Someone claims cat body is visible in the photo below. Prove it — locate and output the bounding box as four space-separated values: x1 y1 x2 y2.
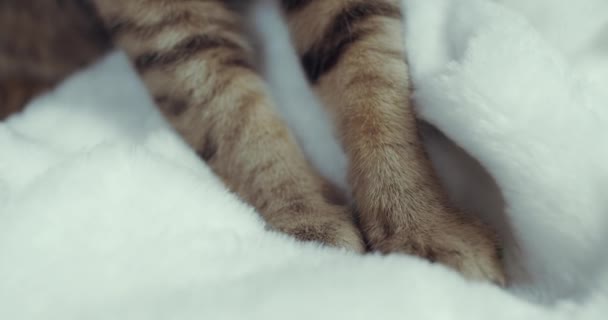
0 0 505 284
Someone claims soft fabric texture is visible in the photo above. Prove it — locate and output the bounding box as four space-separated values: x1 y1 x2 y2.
1 0 607 318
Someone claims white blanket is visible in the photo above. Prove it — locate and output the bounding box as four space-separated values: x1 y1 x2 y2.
1 0 607 318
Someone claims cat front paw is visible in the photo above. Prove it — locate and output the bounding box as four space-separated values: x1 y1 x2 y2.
267 203 366 253
362 207 506 285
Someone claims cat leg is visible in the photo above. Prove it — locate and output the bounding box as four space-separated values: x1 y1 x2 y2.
91 0 364 251
283 0 505 283
0 78 52 120
0 0 110 120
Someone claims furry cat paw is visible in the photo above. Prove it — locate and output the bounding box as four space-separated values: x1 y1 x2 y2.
362 207 506 285
267 204 366 253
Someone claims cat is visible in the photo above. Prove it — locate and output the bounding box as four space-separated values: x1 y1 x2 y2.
0 0 505 284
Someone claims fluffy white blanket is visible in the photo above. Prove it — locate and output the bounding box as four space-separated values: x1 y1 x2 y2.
1 0 607 318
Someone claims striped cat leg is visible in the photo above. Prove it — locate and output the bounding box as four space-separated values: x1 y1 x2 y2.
91 0 364 251
283 0 505 283
0 0 111 120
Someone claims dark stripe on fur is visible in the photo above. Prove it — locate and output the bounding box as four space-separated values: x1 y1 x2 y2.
197 135 218 162
220 55 255 71
134 34 242 71
154 95 188 117
300 1 402 82
281 0 314 12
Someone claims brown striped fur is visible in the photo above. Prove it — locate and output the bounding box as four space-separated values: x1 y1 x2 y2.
0 0 505 284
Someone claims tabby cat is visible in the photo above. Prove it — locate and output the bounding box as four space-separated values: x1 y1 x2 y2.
0 0 505 284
